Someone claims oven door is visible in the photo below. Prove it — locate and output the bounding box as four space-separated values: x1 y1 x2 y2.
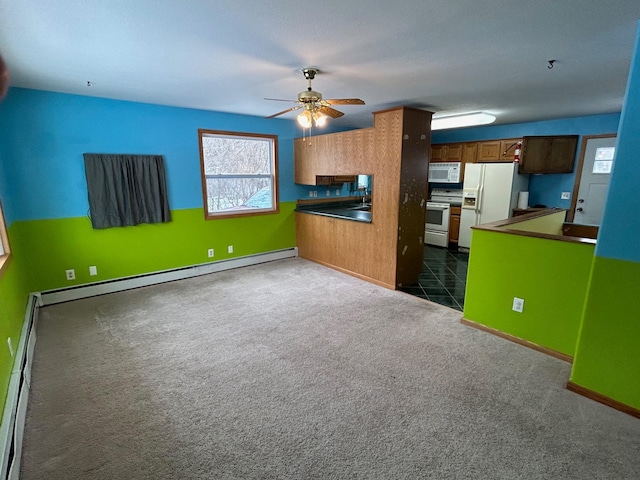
425 202 451 247
425 202 451 232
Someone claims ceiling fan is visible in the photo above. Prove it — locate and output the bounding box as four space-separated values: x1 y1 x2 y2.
265 68 365 128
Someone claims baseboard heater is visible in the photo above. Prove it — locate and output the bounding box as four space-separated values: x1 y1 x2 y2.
0 293 39 480
0 247 297 478
40 247 297 306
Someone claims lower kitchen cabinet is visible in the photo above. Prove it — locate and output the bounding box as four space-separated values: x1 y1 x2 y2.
449 206 461 244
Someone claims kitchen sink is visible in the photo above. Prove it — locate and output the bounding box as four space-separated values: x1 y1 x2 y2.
349 204 371 211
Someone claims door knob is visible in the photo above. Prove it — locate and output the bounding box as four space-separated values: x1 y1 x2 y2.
577 207 583 212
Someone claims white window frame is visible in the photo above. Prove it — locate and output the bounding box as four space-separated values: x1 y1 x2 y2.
198 129 279 219
0 199 11 278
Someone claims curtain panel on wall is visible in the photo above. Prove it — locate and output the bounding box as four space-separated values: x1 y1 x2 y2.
83 154 171 229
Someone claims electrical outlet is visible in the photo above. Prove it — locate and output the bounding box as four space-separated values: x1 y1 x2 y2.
228 245 233 254
7 338 13 357
308 191 313 198
512 297 524 313
561 191 571 200
326 190 330 196
65 269 75 280
89 265 97 276
208 248 214 258
312 191 317 197
336 189 340 195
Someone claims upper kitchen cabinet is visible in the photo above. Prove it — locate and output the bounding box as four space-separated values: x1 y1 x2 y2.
430 143 463 162
294 137 317 185
460 142 477 178
294 128 374 184
476 139 522 162
519 135 579 174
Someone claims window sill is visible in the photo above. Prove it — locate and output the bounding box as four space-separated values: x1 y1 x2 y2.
0 254 11 281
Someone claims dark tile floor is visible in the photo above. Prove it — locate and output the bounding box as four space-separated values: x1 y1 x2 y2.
400 244 470 311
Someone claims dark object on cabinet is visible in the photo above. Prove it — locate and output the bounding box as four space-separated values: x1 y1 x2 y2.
519 135 579 174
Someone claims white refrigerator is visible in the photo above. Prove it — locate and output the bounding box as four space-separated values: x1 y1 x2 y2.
458 163 529 249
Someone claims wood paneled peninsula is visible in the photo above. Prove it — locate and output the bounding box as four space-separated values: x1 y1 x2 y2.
295 106 433 289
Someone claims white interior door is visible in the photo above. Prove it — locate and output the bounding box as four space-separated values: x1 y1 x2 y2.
574 135 617 226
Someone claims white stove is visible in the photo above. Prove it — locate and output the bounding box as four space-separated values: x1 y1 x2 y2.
430 188 463 206
425 189 462 247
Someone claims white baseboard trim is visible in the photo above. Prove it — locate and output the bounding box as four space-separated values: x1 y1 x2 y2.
40 247 298 306
0 247 297 479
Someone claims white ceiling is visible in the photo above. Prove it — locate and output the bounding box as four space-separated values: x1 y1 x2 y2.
1 0 639 129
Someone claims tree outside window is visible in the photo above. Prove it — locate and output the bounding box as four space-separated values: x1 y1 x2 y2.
198 129 279 219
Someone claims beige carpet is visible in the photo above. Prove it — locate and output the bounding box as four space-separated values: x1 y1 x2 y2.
20 258 640 479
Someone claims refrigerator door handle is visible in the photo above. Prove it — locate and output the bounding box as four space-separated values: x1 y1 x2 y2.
476 185 483 213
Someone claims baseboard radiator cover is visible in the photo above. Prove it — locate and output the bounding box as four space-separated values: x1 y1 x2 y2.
0 293 40 480
40 247 298 306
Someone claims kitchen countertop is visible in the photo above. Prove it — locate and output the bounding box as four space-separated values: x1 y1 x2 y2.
295 200 372 223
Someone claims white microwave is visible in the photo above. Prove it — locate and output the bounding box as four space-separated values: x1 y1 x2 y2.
428 162 461 183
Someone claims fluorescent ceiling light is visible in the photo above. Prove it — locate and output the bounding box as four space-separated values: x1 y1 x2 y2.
431 112 496 130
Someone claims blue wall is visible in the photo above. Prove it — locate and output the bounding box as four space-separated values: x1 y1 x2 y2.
0 88 356 224
597 25 640 263
431 113 620 209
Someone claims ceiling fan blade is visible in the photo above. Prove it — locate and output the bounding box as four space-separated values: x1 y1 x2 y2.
264 97 298 102
265 105 302 119
324 98 365 105
317 105 344 118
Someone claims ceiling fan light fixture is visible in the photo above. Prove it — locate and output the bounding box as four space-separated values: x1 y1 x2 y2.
314 111 327 127
431 111 496 130
297 109 328 128
297 110 312 128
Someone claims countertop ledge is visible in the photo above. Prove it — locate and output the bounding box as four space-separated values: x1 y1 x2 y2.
471 208 597 245
296 199 372 223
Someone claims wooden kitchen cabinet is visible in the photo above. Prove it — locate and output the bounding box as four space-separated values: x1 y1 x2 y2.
449 206 461 244
476 138 522 162
460 142 477 179
294 128 373 184
294 137 318 185
430 143 463 162
519 135 579 174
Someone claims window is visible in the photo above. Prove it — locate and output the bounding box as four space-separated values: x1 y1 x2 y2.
198 129 279 219
0 199 11 277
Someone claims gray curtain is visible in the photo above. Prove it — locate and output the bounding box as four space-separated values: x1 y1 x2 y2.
83 154 171 229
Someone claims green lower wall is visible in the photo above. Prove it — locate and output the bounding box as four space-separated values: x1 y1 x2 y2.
0 232 31 412
12 203 296 291
570 256 640 410
463 229 595 356
0 202 296 416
